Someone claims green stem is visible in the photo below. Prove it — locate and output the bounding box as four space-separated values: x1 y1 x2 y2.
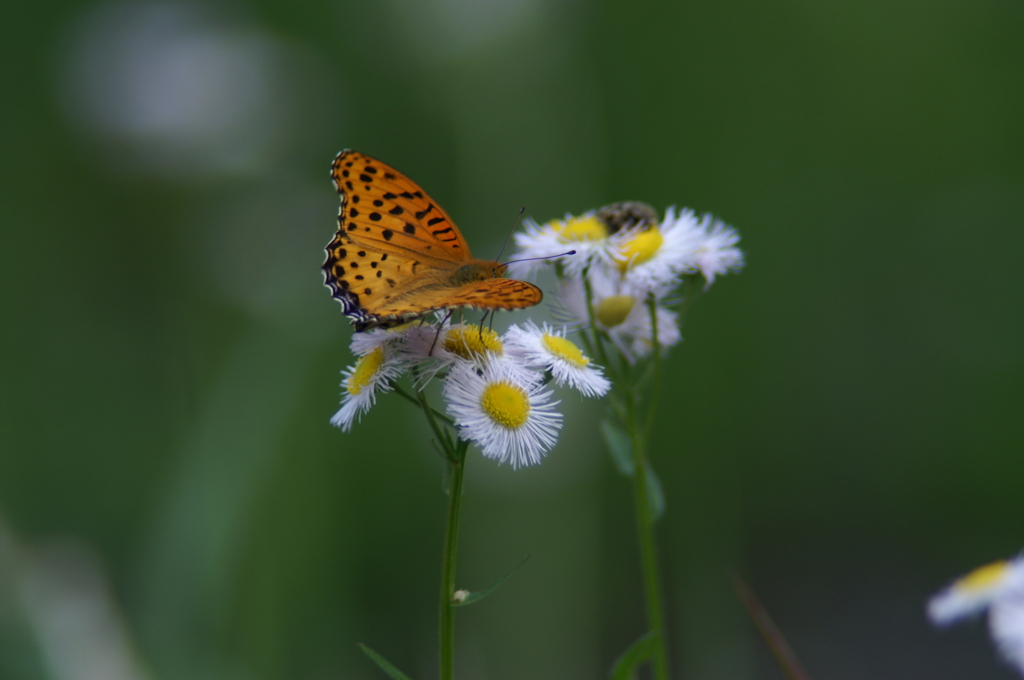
439 440 468 680
625 395 671 680
406 372 468 680
417 388 456 460
644 294 662 438
582 270 621 386
393 383 455 427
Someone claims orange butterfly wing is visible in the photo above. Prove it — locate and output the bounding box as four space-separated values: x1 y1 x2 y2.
328 150 471 262
392 276 543 313
322 150 542 330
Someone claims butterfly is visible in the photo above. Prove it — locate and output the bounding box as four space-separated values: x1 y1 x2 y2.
323 150 543 331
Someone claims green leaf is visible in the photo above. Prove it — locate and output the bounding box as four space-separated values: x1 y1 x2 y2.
601 419 633 475
645 465 665 521
609 631 658 680
357 643 414 680
452 555 530 607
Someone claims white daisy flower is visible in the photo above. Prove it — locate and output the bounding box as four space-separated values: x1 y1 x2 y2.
554 274 680 364
402 322 505 378
349 327 405 356
693 213 744 286
442 357 562 468
616 302 681 362
504 322 610 397
605 206 704 292
506 213 610 280
928 554 1024 675
330 343 407 431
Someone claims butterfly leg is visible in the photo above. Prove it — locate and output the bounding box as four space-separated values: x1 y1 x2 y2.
429 310 454 356
477 310 495 343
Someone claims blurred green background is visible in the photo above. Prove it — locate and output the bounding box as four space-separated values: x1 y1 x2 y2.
2 0 1023 678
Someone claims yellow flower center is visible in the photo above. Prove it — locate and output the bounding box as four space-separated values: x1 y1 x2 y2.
554 215 608 242
615 228 664 271
541 333 590 368
443 326 503 359
346 347 384 395
480 381 530 429
596 295 636 328
958 560 1010 592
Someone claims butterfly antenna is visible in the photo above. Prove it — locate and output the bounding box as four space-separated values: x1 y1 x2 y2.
502 250 578 266
495 207 525 262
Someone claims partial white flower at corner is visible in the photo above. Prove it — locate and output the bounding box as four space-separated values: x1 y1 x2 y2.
442 357 562 469
554 274 680 364
506 213 611 280
504 322 610 397
330 342 407 431
928 553 1024 676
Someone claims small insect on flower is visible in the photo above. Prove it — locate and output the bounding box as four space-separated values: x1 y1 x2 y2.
443 358 562 468
504 322 611 397
330 342 408 431
928 553 1024 675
